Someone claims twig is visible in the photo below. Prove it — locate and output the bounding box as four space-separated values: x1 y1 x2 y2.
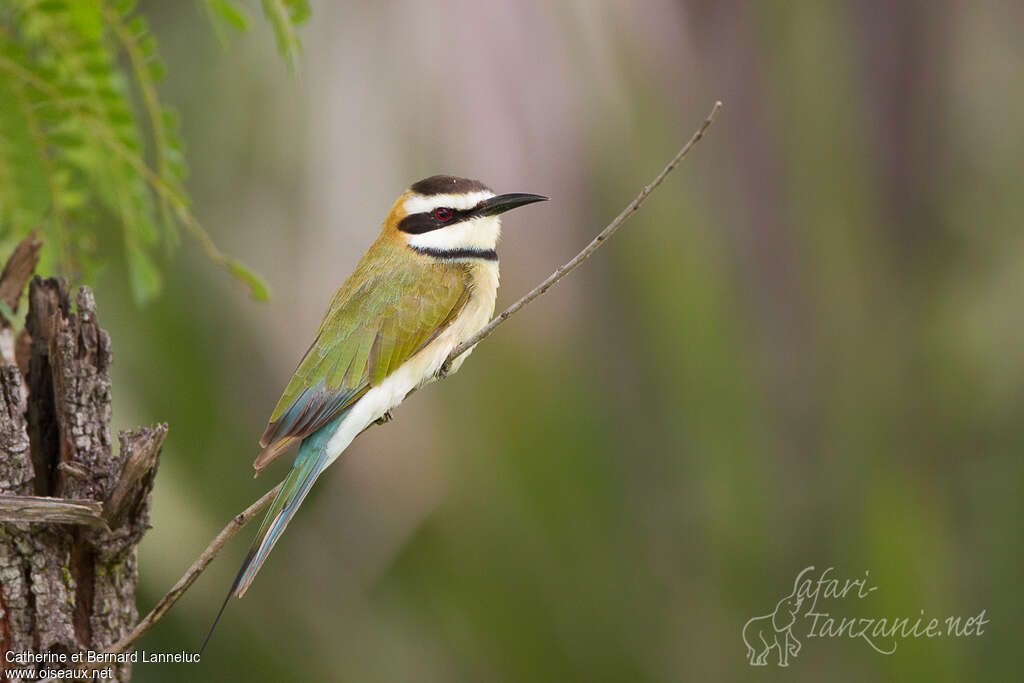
63 100 721 662
0 494 107 528
101 482 283 655
442 100 723 373
0 228 42 319
0 229 42 371
103 424 168 529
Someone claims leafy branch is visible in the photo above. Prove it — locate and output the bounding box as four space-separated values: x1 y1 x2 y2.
0 0 307 303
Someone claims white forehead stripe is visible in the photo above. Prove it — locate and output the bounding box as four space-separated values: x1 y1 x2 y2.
402 191 494 215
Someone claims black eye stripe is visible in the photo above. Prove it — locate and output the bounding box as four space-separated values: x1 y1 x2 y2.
398 207 473 234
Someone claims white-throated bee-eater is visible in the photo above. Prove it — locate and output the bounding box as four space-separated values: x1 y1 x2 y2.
205 176 546 647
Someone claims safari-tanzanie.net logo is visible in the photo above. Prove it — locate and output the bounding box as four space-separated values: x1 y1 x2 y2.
742 566 988 667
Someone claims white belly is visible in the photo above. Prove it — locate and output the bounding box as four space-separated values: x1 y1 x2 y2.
323 262 498 467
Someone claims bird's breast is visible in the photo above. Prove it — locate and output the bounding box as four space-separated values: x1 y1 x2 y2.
321 261 498 466
424 260 499 378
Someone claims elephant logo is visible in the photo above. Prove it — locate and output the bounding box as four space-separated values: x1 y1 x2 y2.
742 576 805 667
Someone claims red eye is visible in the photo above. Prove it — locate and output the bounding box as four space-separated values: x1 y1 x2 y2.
434 207 452 221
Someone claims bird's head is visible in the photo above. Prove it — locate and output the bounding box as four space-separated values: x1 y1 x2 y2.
385 175 547 259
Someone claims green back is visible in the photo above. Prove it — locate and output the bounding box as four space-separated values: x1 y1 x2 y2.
260 238 471 449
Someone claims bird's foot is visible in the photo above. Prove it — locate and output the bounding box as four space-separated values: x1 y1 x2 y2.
435 361 452 380
374 410 394 426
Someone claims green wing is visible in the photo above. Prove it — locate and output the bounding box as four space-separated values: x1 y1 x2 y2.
256 240 471 469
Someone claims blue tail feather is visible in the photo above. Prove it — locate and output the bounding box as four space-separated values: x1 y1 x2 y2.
201 414 343 653
237 413 342 596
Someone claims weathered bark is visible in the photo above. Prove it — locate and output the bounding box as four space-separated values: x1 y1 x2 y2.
0 237 166 682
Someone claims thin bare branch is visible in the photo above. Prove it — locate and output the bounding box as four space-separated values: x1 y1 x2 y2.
442 100 722 373
101 481 283 655
53 100 722 665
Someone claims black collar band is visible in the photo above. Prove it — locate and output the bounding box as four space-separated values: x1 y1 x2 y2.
411 245 498 262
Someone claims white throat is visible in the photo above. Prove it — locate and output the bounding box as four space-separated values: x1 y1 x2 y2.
405 215 502 252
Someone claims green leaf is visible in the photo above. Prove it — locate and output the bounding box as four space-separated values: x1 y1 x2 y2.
147 59 166 81
208 0 253 32
127 246 163 305
35 1 69 14
228 259 271 301
261 0 307 69
48 131 86 149
285 0 311 24
111 0 138 14
125 16 146 36
138 34 157 56
84 58 110 77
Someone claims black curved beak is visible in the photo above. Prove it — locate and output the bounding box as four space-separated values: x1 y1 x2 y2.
474 193 548 217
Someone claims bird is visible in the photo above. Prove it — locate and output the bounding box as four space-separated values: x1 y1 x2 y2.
202 175 546 650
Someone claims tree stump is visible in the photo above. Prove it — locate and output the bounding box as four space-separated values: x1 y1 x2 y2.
0 235 165 682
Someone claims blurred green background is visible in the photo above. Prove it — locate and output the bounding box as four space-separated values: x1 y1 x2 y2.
17 0 1024 680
